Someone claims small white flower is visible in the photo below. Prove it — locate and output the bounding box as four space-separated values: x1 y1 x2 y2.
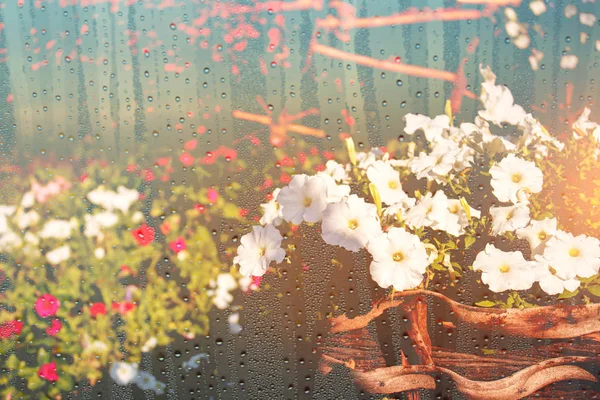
39 219 75 240
529 0 546 16
533 256 581 295
277 174 329 224
356 148 383 170
580 12 597 27
516 218 557 255
141 337 158 353
228 312 243 334
447 199 481 236
490 154 543 204
21 192 35 208
87 186 139 214
15 210 40 230
366 160 410 205
208 273 238 309
84 212 119 238
473 244 537 292
131 211 144 223
403 114 450 142
321 195 381 252
367 228 429 291
259 188 283 227
489 203 530 235
46 245 71 265
542 231 600 279
110 362 139 386
234 225 285 277
94 248 105 259
405 191 459 234
316 172 351 203
572 108 600 141
409 139 460 183
560 54 578 70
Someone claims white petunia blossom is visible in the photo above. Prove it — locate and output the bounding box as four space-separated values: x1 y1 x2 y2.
366 160 410 205
316 172 351 203
259 188 283 227
234 225 285 277
403 114 450 142
489 203 530 235
409 139 460 184
490 154 543 204
533 255 581 295
473 244 537 292
276 174 329 224
367 228 430 291
87 186 139 214
405 191 459 234
356 148 384 170
541 231 600 279
478 65 526 126
110 362 139 386
84 212 119 238
516 218 557 255
572 108 600 141
321 195 381 252
46 245 71 265
15 210 40 230
447 199 481 236
323 159 349 183
208 273 238 310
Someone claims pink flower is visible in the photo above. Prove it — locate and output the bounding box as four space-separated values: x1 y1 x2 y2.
0 320 23 339
169 237 186 253
89 303 107 317
207 188 219 203
179 152 195 166
35 294 60 318
46 319 62 336
38 362 59 382
131 224 155 246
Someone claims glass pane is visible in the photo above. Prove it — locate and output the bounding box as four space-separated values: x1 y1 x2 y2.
0 0 599 398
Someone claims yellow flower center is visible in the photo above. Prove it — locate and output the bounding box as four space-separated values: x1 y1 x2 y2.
499 264 510 273
537 231 547 241
258 247 266 257
449 204 460 214
392 252 405 262
303 197 313 207
348 219 359 230
569 248 580 258
511 173 522 183
388 180 399 190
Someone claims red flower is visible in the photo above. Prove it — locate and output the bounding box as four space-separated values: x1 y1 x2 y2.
0 320 23 339
112 302 136 314
46 319 62 336
38 362 59 382
184 139 197 150
195 204 206 213
89 303 107 317
132 224 155 246
169 237 186 254
143 169 155 182
125 164 137 172
35 294 60 318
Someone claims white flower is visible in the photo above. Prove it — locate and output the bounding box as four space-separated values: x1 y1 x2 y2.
134 371 157 391
409 139 460 183
490 154 543 204
21 192 35 208
403 114 450 142
473 244 537 292
110 362 139 386
447 199 481 236
316 172 351 203
489 203 530 235
87 185 139 214
533 256 581 295
366 160 410 205
323 160 349 183
478 65 526 126
259 188 283 227
46 245 71 265
141 337 158 353
15 210 40 230
572 108 600 141
39 219 76 240
565 4 577 18
542 231 600 279
131 211 144 223
95 248 106 259
277 174 329 224
228 312 243 334
580 12 597 27
321 195 381 252
234 225 285 277
208 273 238 310
84 211 119 238
405 191 458 234
367 228 429 291
516 218 557 255
0 231 22 251
356 148 383 170
529 0 546 16
560 54 578 70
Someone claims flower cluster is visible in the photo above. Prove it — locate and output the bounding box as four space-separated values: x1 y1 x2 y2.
235 65 600 303
0 159 249 398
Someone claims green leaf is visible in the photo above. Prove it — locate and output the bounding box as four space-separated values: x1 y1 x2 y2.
475 300 495 308
464 236 476 249
558 288 579 299
586 285 600 297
